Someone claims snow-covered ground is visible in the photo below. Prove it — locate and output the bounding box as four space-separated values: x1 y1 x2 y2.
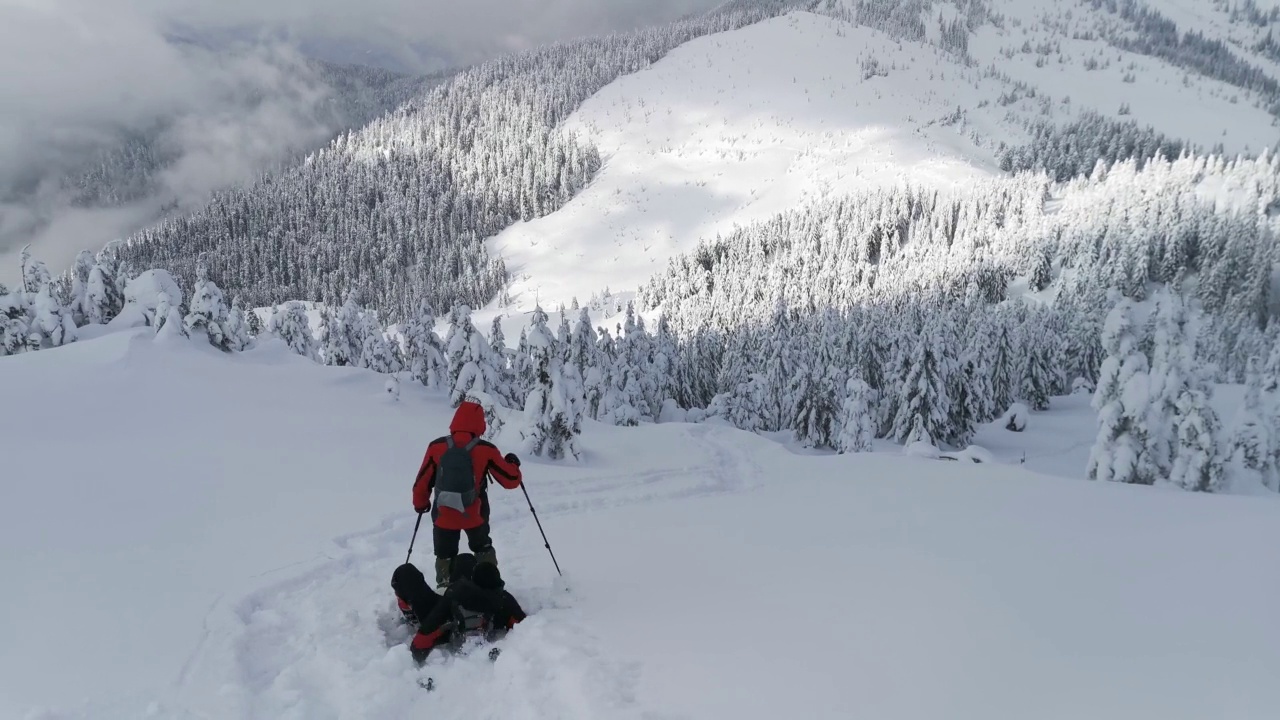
4 331 1278 719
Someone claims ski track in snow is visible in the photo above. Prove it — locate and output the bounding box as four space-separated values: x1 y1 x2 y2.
165 423 761 720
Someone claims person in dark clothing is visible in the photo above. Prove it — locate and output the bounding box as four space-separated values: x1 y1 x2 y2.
390 555 527 665
413 401 523 589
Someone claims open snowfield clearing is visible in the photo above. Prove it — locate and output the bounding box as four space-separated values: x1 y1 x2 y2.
490 12 1002 311
4 332 1279 719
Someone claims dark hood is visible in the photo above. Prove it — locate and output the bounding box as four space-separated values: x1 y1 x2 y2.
391 563 431 608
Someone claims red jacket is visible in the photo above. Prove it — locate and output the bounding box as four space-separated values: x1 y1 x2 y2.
413 402 522 530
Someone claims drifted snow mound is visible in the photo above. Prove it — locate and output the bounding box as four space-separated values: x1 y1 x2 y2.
943 445 997 464
1003 403 1030 432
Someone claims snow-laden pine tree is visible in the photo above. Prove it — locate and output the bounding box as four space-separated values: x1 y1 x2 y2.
792 314 843 449
620 304 660 420
837 377 876 454
223 297 251 352
1227 357 1278 492
245 306 263 338
1019 325 1053 411
444 304 507 408
599 353 648 427
513 327 536 399
891 327 953 448
401 302 446 390
322 295 367 367
933 312 976 446
1264 336 1280 393
154 292 187 340
1087 296 1157 485
359 311 397 374
1167 388 1226 493
989 316 1019 416
521 305 582 460
269 302 317 359
762 300 799 432
583 363 607 421
29 286 77 349
487 316 520 402
556 309 572 357
16 250 75 350
83 264 124 325
1147 287 1195 476
67 250 96 326
713 329 765 431
569 307 599 379
651 314 679 417
19 245 51 296
183 260 235 350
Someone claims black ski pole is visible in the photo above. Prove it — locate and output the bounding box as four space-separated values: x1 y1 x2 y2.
521 482 562 576
406 512 423 564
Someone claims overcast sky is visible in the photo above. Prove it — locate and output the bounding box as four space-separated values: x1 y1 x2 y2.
0 0 723 281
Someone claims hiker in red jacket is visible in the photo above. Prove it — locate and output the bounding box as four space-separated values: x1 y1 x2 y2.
413 400 523 590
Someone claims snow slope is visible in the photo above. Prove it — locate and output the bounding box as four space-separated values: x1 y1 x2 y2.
4 331 1280 719
490 12 1001 310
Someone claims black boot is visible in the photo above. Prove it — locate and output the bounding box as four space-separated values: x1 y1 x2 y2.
434 557 452 592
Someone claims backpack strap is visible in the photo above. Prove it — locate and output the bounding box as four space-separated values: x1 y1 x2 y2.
446 436 456 450
464 437 481 451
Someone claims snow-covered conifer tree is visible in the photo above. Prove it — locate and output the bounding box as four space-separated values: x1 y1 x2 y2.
1227 357 1278 492
223 297 251 352
990 318 1019 415
651 314 679 418
1147 288 1195 476
67 250 96 326
83 264 124 325
570 307 599 378
837 377 876 454
359 312 397 374
1167 389 1226 493
154 292 187 340
891 328 953 448
0 283 25 356
322 296 366 367
792 317 842 449
19 245 51 295
444 304 506 408
245 306 263 338
513 327 536 398
1087 296 1156 484
29 286 77 349
521 305 582 459
1019 327 1053 411
269 302 316 359
401 301 445 390
183 260 231 350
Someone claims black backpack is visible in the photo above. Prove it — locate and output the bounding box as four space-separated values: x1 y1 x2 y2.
434 436 481 514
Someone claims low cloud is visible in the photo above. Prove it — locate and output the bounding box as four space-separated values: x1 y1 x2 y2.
0 0 721 282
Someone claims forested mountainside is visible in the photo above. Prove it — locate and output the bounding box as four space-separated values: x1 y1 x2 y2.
103 0 1280 322
105 2 806 320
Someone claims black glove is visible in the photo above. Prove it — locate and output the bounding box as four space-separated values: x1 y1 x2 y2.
504 453 521 467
